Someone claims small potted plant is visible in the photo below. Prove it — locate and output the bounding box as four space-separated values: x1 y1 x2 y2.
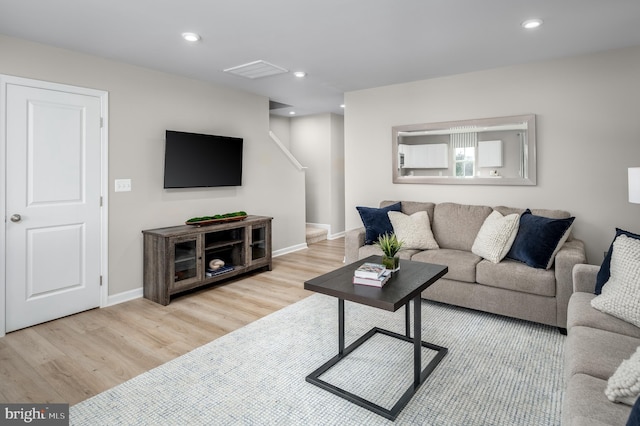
375 233 403 271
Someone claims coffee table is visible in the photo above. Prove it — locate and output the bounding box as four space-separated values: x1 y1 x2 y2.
304 255 448 420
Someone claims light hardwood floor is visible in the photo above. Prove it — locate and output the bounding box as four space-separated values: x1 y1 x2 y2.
0 238 345 405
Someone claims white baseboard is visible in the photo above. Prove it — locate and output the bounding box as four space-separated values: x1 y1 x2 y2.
106 287 143 307
306 223 344 240
273 243 308 257
306 222 330 231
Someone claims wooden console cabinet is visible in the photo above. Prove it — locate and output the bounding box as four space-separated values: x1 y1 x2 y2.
142 215 272 305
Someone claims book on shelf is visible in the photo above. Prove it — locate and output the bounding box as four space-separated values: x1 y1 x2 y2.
206 265 234 277
354 262 386 279
353 270 391 287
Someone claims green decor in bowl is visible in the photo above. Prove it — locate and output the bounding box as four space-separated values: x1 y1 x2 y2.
185 211 248 226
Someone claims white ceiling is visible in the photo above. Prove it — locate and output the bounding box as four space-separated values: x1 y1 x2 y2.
2 0 640 117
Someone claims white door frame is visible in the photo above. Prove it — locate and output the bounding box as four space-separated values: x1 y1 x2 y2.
0 74 109 337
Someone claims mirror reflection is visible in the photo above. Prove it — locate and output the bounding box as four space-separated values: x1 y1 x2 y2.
392 114 536 185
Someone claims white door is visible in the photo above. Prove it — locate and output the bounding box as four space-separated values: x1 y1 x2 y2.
4 80 104 332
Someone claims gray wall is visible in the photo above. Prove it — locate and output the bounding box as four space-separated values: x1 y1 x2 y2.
1 35 306 297
290 113 345 236
269 115 292 149
345 45 640 264
330 114 346 235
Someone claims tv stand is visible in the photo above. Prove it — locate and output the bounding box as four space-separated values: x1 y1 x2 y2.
142 215 272 305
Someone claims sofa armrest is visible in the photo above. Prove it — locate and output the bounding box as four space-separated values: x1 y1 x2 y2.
554 239 588 328
345 227 365 265
572 263 600 293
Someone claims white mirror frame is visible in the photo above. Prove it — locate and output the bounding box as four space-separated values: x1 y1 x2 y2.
392 114 536 185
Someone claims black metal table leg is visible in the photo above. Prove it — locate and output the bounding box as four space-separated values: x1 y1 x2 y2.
413 295 421 387
405 303 410 338
339 298 345 355
306 297 448 421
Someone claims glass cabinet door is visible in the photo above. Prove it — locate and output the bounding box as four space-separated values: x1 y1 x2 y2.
171 236 200 288
251 225 267 261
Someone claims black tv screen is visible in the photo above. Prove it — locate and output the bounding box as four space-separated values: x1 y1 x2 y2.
164 130 243 188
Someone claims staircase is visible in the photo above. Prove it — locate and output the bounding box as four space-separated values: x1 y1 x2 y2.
306 226 328 245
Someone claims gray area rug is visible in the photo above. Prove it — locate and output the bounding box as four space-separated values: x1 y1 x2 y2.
71 294 565 425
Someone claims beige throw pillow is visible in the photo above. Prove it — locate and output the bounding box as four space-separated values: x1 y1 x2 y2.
591 235 640 327
471 210 520 263
605 346 640 406
388 211 439 250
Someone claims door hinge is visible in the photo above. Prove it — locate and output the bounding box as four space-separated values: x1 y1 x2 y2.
100 117 104 128
100 196 103 207
100 275 103 286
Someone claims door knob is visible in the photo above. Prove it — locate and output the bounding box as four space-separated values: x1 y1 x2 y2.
10 214 21 222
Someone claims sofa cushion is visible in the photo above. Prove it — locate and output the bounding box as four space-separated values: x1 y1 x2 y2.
592 235 640 327
410 249 480 283
356 202 401 245
606 346 640 406
471 210 520 263
358 244 419 260
431 203 493 251
506 209 575 269
382 200 435 219
388 211 439 250
494 205 572 220
563 374 631 426
476 258 556 296
567 292 640 339
381 200 436 221
564 326 640 381
596 228 640 295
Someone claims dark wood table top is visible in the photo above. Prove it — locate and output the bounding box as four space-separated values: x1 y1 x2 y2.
304 255 448 311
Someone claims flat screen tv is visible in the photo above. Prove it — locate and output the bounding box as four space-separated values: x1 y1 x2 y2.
164 130 243 188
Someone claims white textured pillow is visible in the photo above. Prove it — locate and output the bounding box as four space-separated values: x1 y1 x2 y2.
388 211 439 250
605 346 640 406
591 234 640 327
471 211 520 263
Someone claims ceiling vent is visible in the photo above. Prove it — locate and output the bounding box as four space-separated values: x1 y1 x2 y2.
224 60 288 79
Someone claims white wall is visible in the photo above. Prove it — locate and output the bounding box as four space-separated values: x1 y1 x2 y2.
330 114 345 235
0 35 306 296
345 45 640 264
269 115 291 149
291 114 331 224
290 113 345 235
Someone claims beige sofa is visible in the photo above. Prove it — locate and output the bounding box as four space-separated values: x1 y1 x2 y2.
563 264 639 425
345 201 587 329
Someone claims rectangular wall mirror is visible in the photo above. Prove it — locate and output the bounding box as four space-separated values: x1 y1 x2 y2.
392 114 536 185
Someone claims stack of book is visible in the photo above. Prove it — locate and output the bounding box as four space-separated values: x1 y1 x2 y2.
353 262 391 287
206 265 234 277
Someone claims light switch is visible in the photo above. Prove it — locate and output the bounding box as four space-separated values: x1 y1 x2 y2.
114 179 132 192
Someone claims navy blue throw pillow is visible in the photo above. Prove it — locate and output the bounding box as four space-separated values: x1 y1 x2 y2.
356 202 402 245
506 209 575 269
627 395 640 426
595 228 640 295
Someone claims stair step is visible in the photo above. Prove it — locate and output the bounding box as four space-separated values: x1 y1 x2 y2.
306 226 328 244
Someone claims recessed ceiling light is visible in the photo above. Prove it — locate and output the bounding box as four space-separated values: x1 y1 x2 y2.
521 19 543 29
293 71 306 78
182 32 201 42
340 104 345 109
289 111 296 115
